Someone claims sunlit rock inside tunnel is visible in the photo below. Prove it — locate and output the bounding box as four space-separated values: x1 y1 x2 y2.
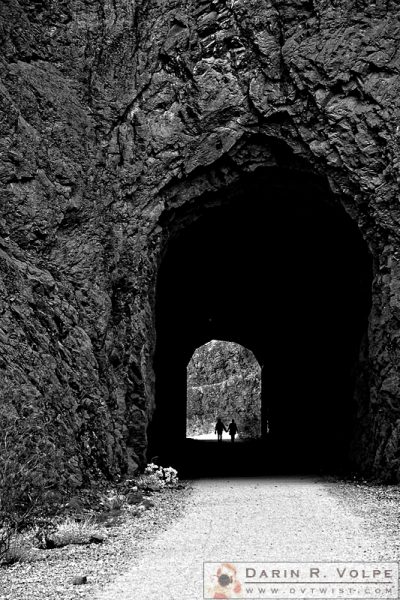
150 166 373 477
186 339 262 441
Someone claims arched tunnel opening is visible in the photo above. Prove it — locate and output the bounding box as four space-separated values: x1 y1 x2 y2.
186 339 262 441
150 166 373 477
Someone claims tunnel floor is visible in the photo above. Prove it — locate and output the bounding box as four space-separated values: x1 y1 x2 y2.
160 438 344 479
93 477 399 599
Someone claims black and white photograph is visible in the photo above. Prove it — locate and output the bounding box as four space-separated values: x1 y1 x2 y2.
0 0 399 598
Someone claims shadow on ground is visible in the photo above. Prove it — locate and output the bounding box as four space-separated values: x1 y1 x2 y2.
156 438 344 479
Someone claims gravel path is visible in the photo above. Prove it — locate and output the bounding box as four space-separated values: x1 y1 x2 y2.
0 486 191 600
94 476 399 600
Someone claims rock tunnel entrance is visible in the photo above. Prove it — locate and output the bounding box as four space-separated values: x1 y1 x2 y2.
151 166 372 477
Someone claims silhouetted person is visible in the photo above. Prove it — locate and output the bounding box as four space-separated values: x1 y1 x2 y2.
228 419 238 443
215 418 227 442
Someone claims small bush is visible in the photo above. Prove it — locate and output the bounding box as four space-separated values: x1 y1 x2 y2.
136 472 165 491
0 407 64 561
144 463 179 486
49 517 105 548
0 532 33 565
100 493 127 512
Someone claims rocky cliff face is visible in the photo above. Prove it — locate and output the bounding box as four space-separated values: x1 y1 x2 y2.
187 340 261 438
1 0 400 483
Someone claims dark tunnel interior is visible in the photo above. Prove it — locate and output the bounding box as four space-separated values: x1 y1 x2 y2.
150 167 373 477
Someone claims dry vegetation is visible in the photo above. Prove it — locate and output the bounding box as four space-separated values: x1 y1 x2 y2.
0 409 189 598
0 482 191 600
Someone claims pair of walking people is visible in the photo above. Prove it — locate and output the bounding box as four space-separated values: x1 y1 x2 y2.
215 418 238 442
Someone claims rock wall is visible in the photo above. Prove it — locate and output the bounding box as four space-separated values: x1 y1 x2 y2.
1 0 400 482
186 340 261 438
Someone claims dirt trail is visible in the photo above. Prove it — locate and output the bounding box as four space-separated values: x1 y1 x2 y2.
94 477 398 600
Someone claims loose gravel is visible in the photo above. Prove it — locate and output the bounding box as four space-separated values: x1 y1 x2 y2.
0 484 193 600
1 477 399 600
94 476 400 600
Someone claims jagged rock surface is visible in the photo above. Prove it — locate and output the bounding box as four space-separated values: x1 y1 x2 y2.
1 0 400 483
186 340 261 438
